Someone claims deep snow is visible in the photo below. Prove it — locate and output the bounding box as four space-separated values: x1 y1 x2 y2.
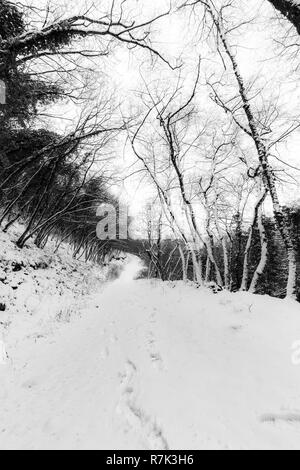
1 248 300 449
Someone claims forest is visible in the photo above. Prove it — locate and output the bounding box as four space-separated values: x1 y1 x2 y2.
0 0 300 300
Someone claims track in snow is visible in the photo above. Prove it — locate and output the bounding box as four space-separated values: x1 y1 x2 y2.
116 360 169 450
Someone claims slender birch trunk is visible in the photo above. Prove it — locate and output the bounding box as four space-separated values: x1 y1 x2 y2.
185 250 190 281
205 256 211 283
240 191 267 291
178 244 188 282
190 245 202 284
214 209 230 289
221 236 230 289
249 207 268 293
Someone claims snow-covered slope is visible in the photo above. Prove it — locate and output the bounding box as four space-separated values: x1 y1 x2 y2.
0 225 122 365
1 254 300 449
0 225 109 314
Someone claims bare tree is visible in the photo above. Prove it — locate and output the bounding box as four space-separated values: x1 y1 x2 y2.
128 100 205 284
181 0 298 298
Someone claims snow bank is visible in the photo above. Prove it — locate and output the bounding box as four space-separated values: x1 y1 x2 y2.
0 225 123 357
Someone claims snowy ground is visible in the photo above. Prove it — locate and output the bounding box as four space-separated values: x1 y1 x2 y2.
1 247 300 450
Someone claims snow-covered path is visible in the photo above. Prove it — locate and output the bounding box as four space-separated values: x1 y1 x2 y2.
1 262 300 450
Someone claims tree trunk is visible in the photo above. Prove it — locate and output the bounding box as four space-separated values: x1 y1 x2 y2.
268 0 300 35
249 207 268 293
221 237 230 290
240 191 268 291
3 213 21 233
191 246 202 284
178 244 188 282
205 256 211 283
214 209 230 289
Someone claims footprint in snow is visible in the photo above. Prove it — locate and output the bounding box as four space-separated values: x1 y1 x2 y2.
230 325 243 332
146 331 164 371
116 360 169 450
